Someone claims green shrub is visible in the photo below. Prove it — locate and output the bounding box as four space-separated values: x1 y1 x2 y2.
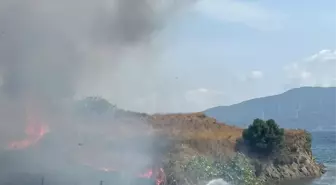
242 118 284 156
182 153 263 185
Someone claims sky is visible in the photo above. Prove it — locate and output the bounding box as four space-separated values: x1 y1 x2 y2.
129 0 336 113
2 0 333 114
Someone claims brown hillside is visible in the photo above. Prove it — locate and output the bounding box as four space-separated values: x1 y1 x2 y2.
150 112 242 141
148 113 243 157
147 112 306 151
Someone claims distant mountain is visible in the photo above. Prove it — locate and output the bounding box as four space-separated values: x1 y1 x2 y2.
204 87 336 131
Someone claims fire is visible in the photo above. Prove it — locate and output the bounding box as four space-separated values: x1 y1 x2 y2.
138 169 153 178
155 168 166 185
86 163 165 185
8 108 49 150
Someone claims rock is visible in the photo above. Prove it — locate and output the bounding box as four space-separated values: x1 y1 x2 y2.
318 163 327 174
299 156 308 164
255 132 325 183
299 167 309 176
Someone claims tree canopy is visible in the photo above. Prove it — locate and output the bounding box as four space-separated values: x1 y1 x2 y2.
242 118 285 155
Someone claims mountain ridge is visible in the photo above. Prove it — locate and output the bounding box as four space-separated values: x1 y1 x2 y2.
204 87 336 131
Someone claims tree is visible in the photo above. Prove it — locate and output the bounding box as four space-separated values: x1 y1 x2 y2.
242 118 284 155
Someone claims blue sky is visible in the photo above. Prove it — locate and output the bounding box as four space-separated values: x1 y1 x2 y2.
137 0 336 113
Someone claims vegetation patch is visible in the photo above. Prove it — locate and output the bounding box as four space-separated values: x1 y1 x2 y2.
303 130 312 151
182 153 263 185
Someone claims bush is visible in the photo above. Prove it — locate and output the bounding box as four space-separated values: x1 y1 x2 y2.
242 118 284 156
182 153 262 185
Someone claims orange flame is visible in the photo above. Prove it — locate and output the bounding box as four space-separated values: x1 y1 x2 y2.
8 108 49 150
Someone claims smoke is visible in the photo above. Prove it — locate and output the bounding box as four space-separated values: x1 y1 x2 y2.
0 0 186 100
0 0 194 184
0 0 193 127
